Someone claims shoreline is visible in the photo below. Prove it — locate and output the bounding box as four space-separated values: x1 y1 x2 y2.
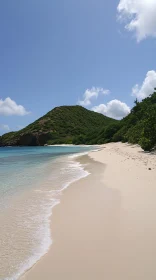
20 153 104 280
16 149 94 280
0 147 93 280
21 142 156 280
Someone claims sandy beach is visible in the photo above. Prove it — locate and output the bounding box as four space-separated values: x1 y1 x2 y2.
21 142 156 280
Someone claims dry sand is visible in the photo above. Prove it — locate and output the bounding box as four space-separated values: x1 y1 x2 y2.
21 142 156 280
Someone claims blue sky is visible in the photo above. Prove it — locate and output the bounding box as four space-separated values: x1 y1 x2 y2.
0 0 156 134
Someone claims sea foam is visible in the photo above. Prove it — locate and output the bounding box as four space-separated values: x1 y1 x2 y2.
1 147 91 280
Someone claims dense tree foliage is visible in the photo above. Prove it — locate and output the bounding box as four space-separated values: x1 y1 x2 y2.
112 90 156 151
70 90 156 151
1 91 156 151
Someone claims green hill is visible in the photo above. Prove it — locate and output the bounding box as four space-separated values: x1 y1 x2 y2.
1 91 156 150
88 89 156 151
69 89 156 151
112 90 156 151
0 105 117 146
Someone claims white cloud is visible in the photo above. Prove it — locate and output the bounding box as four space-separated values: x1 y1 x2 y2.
0 124 10 131
117 0 156 41
0 97 30 116
78 87 110 106
92 99 130 119
132 70 156 100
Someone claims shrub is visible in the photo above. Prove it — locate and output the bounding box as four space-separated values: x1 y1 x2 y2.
139 137 154 152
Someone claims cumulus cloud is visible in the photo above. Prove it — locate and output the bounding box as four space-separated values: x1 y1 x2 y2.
132 70 156 100
0 124 10 131
92 99 130 119
0 97 30 116
78 87 110 106
117 0 156 41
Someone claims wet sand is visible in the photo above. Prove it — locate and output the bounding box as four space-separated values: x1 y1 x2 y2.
21 143 156 280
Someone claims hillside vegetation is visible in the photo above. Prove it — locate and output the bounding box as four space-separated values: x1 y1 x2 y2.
1 90 156 151
112 90 156 151
85 89 156 151
0 105 117 146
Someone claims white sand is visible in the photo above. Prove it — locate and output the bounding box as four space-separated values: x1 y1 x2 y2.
21 142 156 280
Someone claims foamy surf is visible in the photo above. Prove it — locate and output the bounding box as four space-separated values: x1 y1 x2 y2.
0 146 92 280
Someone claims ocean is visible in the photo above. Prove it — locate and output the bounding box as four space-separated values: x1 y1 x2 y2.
0 145 94 280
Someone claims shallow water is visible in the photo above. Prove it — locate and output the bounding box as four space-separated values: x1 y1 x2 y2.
0 146 93 280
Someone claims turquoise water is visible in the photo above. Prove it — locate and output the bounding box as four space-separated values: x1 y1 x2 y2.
0 146 91 209
0 146 93 280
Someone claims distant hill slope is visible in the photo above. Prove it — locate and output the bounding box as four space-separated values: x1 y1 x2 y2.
1 93 156 150
0 105 117 146
70 90 156 151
